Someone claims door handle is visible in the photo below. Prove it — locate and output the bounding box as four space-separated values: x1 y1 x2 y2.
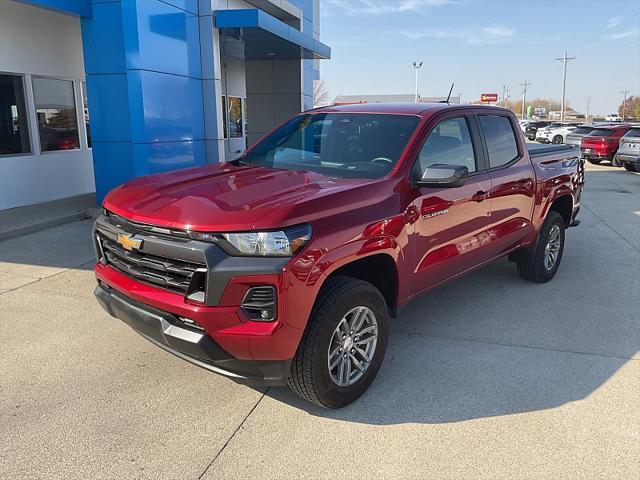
472 191 488 202
404 205 419 224
516 178 533 189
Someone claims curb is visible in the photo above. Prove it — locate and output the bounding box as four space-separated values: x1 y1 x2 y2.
0 208 100 242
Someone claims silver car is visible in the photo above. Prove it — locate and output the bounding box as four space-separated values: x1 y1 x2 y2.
615 127 640 172
565 125 596 148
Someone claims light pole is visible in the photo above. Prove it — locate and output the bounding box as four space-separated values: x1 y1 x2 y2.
413 61 423 103
520 80 531 119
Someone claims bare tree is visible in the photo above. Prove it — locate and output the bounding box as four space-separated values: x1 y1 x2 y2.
313 79 330 107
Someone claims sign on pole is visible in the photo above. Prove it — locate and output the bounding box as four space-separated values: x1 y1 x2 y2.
480 93 498 103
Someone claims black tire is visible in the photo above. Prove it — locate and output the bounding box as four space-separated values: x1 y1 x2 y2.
516 211 566 283
586 157 601 165
288 276 389 408
552 135 563 144
624 163 638 172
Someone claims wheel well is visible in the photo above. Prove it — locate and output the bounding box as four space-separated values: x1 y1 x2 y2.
328 254 398 317
549 195 573 226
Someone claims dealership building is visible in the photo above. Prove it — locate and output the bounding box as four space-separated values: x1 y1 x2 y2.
0 0 329 210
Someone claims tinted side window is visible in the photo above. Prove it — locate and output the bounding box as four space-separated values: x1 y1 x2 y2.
479 115 519 168
415 117 476 178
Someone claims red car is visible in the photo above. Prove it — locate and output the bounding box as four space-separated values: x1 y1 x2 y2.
580 124 631 165
93 103 583 408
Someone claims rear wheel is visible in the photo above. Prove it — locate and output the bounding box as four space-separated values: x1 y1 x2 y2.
516 211 565 283
586 157 601 165
288 276 389 408
624 163 639 172
552 135 563 144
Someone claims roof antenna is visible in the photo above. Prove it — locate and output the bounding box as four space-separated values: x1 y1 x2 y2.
440 83 455 103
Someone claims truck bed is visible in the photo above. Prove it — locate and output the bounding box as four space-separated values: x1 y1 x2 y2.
526 144 575 159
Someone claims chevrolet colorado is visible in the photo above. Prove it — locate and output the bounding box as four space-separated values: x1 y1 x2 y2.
93 103 583 408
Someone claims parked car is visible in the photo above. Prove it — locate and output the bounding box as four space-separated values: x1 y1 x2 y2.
605 113 622 122
524 121 551 140
614 126 640 172
518 120 533 133
580 124 631 165
536 124 577 144
93 103 583 408
565 124 596 148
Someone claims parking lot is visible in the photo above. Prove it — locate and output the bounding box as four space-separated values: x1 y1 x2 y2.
1 163 638 479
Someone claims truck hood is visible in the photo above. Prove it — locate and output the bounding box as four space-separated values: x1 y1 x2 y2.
103 163 377 232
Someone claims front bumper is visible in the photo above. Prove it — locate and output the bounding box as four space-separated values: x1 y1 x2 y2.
95 282 291 385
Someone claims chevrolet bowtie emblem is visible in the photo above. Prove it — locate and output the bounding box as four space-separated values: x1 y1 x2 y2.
116 233 142 251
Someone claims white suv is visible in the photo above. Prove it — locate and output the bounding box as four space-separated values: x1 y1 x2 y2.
605 114 622 122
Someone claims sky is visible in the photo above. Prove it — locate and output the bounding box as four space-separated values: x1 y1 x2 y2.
318 0 640 115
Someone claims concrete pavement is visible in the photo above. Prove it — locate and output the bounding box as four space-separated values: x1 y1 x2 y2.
1 164 638 479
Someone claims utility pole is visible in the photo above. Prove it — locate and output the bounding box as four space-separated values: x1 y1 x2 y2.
501 85 507 106
520 80 531 119
585 97 590 122
555 50 575 122
620 90 630 121
412 61 423 103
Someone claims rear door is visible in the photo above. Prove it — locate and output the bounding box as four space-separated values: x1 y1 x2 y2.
409 114 493 295
478 114 536 257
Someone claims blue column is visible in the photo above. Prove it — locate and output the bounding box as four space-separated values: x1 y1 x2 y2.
81 0 210 201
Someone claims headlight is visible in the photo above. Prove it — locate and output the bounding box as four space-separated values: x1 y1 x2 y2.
190 224 311 257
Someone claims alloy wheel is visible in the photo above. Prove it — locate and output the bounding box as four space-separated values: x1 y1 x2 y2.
327 306 378 387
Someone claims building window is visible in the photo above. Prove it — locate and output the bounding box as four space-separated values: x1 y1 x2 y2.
82 81 91 148
0 74 31 156
32 77 80 152
227 96 243 138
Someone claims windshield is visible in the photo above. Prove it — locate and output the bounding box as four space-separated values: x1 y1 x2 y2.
239 113 420 178
623 128 640 138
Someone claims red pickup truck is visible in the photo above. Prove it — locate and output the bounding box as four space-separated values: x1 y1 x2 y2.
93 103 583 408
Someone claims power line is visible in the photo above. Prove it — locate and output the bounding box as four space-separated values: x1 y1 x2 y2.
520 80 531 119
555 51 575 122
620 90 630 121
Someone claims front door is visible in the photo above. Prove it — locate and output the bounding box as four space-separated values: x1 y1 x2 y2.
410 115 493 295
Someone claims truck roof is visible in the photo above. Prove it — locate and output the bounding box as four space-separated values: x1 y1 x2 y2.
312 102 513 117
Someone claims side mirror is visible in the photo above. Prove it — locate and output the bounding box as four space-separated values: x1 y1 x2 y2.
416 164 469 188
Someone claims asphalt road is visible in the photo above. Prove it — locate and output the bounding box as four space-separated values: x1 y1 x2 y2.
1 163 638 479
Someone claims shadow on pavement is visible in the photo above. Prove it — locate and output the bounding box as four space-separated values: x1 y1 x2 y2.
265 256 637 424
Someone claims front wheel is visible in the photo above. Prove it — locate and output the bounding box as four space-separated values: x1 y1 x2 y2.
516 211 566 283
288 276 389 408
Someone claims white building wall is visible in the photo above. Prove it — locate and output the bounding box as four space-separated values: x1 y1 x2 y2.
0 1 94 210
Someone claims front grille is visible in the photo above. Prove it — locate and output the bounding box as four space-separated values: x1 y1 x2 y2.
106 212 190 240
98 234 206 295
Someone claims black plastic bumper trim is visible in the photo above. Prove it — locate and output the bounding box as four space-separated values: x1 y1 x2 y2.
94 283 291 386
